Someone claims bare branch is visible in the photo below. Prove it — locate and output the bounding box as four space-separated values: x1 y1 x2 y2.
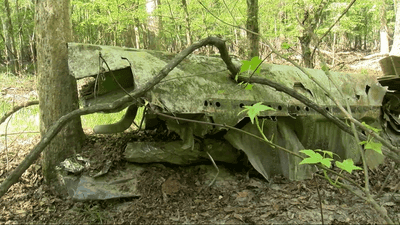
311 0 357 60
0 100 39 125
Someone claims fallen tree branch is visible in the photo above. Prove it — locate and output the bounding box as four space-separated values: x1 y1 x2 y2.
0 100 39 125
0 36 237 198
0 131 39 137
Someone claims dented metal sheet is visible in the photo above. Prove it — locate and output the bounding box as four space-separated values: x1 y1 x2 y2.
68 43 386 126
68 43 388 181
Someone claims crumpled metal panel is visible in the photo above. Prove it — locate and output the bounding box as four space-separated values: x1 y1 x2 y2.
62 175 141 201
68 43 388 181
224 118 315 181
68 43 386 128
294 117 361 162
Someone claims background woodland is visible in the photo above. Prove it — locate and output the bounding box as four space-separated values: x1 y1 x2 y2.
1 0 399 75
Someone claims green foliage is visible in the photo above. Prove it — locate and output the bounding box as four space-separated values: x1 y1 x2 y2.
361 121 381 133
0 0 395 74
237 57 274 124
299 149 362 174
321 64 329 72
358 122 383 154
0 0 393 67
281 42 292 50
240 56 262 74
299 122 382 178
359 138 383 155
239 102 275 124
299 149 333 168
71 0 148 45
0 0 35 64
69 0 386 52
245 84 253 90
360 69 369 75
335 159 362 174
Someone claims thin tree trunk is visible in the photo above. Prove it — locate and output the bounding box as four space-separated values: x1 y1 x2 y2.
380 30 389 54
299 34 312 68
332 33 336 66
2 0 19 74
146 0 158 49
391 0 400 55
182 0 192 47
246 0 259 59
157 0 164 50
16 0 24 66
36 0 85 184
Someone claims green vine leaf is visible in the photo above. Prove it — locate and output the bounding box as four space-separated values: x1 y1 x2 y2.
240 56 262 74
245 84 253 90
361 122 381 133
281 42 291 50
239 102 275 124
321 64 329 72
364 140 382 154
299 149 333 168
314 149 336 158
335 159 362 174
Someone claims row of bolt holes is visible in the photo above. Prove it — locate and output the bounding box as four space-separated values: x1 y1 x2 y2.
204 100 333 112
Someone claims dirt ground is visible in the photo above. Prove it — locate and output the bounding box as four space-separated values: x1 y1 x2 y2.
1 55 400 224
1 131 400 224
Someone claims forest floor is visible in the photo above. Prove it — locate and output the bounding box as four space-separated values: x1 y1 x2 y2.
1 54 400 224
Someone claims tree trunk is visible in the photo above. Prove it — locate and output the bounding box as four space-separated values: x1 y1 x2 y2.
298 7 315 68
36 0 85 183
182 0 192 47
157 0 164 50
299 34 312 68
391 0 400 55
246 0 259 59
1 0 19 74
381 30 389 54
146 0 160 50
16 0 24 65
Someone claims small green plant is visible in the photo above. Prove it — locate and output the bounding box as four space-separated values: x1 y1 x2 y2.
358 122 382 155
217 89 225 94
281 42 292 50
239 102 275 145
360 69 368 75
240 56 262 75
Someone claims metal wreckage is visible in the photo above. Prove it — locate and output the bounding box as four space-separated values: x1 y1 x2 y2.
65 42 399 199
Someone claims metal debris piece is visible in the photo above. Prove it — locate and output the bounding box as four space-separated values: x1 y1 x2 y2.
60 164 143 201
58 154 90 175
93 160 112 178
68 43 388 181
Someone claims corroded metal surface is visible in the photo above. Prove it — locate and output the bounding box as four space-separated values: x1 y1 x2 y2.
68 43 386 124
68 43 388 181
